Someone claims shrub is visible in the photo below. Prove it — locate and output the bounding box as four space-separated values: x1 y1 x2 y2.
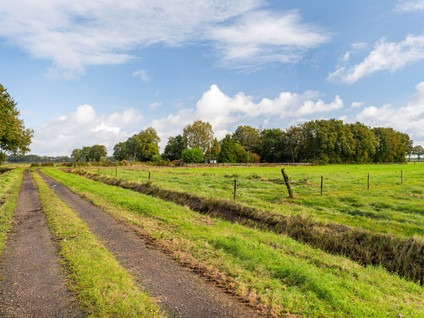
151 154 162 162
181 148 204 163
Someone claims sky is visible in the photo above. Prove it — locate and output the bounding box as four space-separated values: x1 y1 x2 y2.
1 0 424 156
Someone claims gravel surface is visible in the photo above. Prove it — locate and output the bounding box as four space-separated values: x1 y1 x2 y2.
0 171 84 318
40 172 264 318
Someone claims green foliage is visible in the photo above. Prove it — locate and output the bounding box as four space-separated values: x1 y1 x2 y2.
412 145 424 161
181 148 204 163
183 120 213 153
89 145 107 162
151 154 162 162
260 128 284 163
72 145 107 162
373 127 409 163
210 137 220 157
113 142 127 161
280 120 410 163
218 135 237 163
71 149 83 162
163 135 185 161
0 83 33 164
123 127 160 162
232 125 261 154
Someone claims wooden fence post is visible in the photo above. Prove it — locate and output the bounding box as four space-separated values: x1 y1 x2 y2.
148 171 151 180
281 169 294 198
401 171 403 184
233 179 238 202
367 173 370 189
321 176 324 195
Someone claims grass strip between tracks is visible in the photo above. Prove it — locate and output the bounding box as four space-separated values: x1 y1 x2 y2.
32 171 162 317
0 169 23 256
43 168 424 318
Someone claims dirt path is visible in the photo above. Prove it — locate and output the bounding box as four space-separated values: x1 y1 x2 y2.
40 172 264 318
0 171 84 317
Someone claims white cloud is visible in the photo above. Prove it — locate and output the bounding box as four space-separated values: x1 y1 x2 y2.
210 10 330 68
0 1 329 77
328 35 424 84
132 69 150 83
395 0 424 12
350 101 364 108
150 84 343 150
31 105 143 156
355 81 424 144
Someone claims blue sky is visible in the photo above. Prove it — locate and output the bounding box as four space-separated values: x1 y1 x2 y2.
1 0 424 156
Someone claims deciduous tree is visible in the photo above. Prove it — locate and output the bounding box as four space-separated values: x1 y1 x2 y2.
0 83 33 164
183 120 213 153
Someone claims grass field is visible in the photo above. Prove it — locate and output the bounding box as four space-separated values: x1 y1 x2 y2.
93 163 424 238
44 168 424 317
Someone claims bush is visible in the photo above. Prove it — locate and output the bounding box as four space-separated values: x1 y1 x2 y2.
151 154 162 162
181 148 204 163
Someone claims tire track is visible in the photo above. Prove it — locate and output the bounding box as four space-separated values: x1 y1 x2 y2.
40 172 263 318
0 171 84 318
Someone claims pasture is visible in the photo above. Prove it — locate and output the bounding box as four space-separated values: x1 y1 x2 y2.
96 163 424 238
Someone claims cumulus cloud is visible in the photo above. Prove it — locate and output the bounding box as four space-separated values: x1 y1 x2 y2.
150 84 343 149
355 81 424 144
395 0 424 12
0 1 330 77
328 35 424 84
31 105 143 156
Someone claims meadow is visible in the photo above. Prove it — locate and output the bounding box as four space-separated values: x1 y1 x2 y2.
95 163 424 238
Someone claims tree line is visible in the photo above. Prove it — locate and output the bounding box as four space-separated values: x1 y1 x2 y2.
82 119 414 164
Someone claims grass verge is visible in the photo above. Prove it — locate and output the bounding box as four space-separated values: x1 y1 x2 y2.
71 169 424 285
31 171 161 317
44 168 424 317
0 168 23 256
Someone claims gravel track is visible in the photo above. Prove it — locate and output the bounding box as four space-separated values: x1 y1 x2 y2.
40 172 264 318
0 171 84 318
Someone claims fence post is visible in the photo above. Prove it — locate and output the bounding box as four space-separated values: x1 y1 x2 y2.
367 173 370 189
321 176 324 195
401 171 403 184
233 179 237 202
148 171 151 180
115 166 118 178
281 169 294 198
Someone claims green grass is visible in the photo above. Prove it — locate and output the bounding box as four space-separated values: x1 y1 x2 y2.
43 168 424 317
0 168 24 256
32 172 161 317
94 164 424 238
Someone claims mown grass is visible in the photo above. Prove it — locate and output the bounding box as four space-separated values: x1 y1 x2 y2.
44 168 424 317
0 168 23 256
95 164 424 238
32 172 161 317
